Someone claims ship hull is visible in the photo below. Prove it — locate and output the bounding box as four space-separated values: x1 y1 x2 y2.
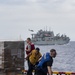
32 40 69 45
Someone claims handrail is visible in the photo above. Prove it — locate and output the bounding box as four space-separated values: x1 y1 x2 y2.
22 70 75 75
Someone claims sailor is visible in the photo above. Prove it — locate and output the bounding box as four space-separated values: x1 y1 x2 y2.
26 47 42 75
26 37 35 68
35 49 57 75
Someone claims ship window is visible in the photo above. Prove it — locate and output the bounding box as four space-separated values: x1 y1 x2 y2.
36 39 38 41
49 38 50 40
42 39 45 41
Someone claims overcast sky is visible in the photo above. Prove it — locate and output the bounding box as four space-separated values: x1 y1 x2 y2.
0 0 75 41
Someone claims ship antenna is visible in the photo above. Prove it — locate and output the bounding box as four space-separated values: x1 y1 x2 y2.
46 26 47 31
44 27 45 31
49 27 51 31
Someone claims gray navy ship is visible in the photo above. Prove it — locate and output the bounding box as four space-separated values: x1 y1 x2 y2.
31 29 70 45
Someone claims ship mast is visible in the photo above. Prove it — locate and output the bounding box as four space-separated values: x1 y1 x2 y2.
28 29 34 39
49 27 51 31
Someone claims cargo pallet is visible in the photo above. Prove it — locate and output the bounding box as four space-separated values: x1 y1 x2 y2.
0 41 25 75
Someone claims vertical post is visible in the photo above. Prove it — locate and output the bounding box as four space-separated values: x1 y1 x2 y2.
24 41 26 70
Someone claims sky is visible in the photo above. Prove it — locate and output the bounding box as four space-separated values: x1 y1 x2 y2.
0 0 75 41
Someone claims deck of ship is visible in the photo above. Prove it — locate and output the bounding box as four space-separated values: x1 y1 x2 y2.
0 71 75 75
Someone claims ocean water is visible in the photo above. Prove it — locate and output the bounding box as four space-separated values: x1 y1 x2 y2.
25 41 75 72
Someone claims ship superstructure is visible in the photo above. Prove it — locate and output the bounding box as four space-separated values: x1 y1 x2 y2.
31 29 70 45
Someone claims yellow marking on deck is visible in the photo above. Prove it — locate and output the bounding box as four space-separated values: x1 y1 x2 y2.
53 71 59 74
65 72 72 74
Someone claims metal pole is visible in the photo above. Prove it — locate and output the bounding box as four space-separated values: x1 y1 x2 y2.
24 41 26 71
